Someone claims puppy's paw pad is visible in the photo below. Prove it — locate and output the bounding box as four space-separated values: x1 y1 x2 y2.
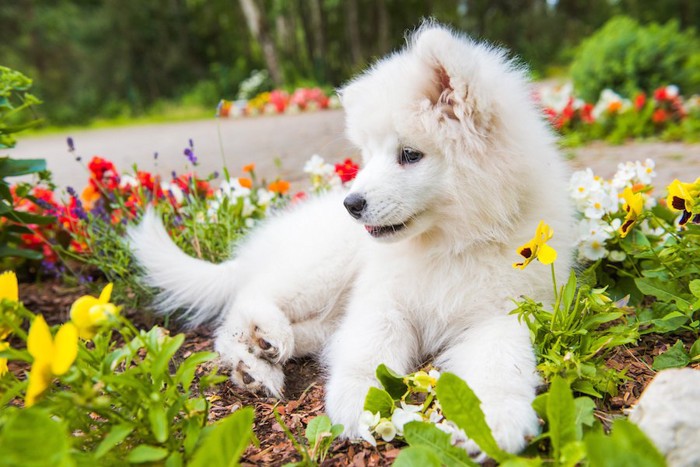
249 324 292 363
231 359 285 399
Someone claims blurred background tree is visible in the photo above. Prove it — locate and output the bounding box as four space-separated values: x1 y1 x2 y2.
0 0 697 126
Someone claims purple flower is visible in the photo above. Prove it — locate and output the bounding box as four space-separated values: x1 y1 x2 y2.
67 137 75 152
188 138 194 148
171 170 177 179
154 152 159 160
66 186 77 197
184 147 197 165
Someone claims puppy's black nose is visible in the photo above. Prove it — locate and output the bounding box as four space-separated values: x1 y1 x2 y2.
343 193 366 219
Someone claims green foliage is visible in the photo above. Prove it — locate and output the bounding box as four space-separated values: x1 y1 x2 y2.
0 294 253 465
272 411 343 466
0 67 54 262
513 270 639 397
383 370 664 466
571 16 700 102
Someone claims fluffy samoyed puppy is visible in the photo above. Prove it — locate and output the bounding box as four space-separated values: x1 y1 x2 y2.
130 23 575 454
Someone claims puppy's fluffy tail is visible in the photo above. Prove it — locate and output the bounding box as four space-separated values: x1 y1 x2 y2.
128 209 237 328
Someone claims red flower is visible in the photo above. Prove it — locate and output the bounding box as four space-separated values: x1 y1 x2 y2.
634 93 646 111
581 103 595 123
652 109 668 124
653 87 668 102
335 158 359 183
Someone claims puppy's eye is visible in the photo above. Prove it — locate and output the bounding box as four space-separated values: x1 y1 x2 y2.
399 147 424 165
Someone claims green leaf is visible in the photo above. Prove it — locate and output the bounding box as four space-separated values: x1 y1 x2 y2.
652 340 690 370
151 333 185 380
149 404 169 444
0 157 46 177
584 419 665 467
95 424 134 459
561 270 578 311
189 407 255 467
305 415 332 447
546 377 578 463
376 363 409 399
0 244 44 260
689 279 700 298
127 445 169 463
175 351 218 388
435 372 510 462
363 387 395 418
690 339 700 360
402 421 477 466
0 408 74 467
573 397 596 439
393 446 443 467
635 278 691 309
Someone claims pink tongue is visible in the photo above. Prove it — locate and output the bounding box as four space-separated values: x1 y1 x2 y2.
365 225 378 233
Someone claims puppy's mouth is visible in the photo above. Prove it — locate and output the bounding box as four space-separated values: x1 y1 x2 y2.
364 222 407 238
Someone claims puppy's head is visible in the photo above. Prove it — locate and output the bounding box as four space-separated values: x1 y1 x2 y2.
339 23 553 248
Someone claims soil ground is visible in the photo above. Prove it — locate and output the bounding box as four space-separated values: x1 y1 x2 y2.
8 129 700 464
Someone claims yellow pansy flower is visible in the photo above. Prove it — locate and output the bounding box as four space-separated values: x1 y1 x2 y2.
70 283 118 340
0 271 18 302
514 220 558 269
0 341 8 376
619 187 645 238
25 315 78 406
666 178 700 226
0 271 19 340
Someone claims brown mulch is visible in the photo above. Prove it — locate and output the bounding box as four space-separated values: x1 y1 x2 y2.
10 280 700 465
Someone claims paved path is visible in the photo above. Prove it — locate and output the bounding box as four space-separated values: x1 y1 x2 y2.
6 110 351 189
6 110 700 191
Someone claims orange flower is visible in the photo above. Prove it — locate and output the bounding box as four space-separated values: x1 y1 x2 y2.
243 163 255 173
652 109 668 124
268 180 290 195
238 177 253 189
81 184 101 210
607 101 622 113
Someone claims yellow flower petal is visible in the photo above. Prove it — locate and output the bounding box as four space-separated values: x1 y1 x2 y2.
25 359 52 407
0 341 8 376
27 315 54 361
51 322 78 375
538 243 558 265
70 296 100 329
0 271 18 302
98 283 113 304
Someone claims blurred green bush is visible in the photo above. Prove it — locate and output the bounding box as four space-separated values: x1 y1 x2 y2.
571 16 700 102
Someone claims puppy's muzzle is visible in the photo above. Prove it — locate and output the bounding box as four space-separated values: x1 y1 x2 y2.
343 193 366 220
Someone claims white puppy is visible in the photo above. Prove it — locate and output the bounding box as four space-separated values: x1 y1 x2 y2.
130 23 575 454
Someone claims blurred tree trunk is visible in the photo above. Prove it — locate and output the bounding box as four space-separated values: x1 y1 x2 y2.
309 0 327 82
238 0 283 85
377 0 390 54
345 0 363 67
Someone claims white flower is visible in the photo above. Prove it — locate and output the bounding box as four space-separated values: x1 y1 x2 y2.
578 218 613 240
612 162 637 190
375 420 397 442
358 410 380 446
217 179 250 200
593 89 631 119
666 85 679 98
609 250 626 262
391 403 423 435
579 231 610 261
428 410 443 424
583 189 616 219
256 189 275 207
242 197 255 217
161 182 184 204
569 168 597 201
538 83 575 113
119 174 138 189
635 159 656 185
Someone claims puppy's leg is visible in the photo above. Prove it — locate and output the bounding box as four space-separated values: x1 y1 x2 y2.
215 296 295 398
435 313 541 455
325 302 417 438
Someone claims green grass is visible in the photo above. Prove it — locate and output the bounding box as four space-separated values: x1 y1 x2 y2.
24 103 214 137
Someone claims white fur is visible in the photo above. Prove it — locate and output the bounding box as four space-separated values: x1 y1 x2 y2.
129 23 575 455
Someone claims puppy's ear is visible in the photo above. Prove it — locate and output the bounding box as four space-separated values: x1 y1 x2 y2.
411 26 493 133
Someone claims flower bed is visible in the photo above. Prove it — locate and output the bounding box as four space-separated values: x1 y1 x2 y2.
216 87 341 118
538 84 700 145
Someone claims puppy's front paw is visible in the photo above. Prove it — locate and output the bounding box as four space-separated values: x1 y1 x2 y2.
480 396 540 455
248 322 294 364
231 358 285 398
324 376 374 440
